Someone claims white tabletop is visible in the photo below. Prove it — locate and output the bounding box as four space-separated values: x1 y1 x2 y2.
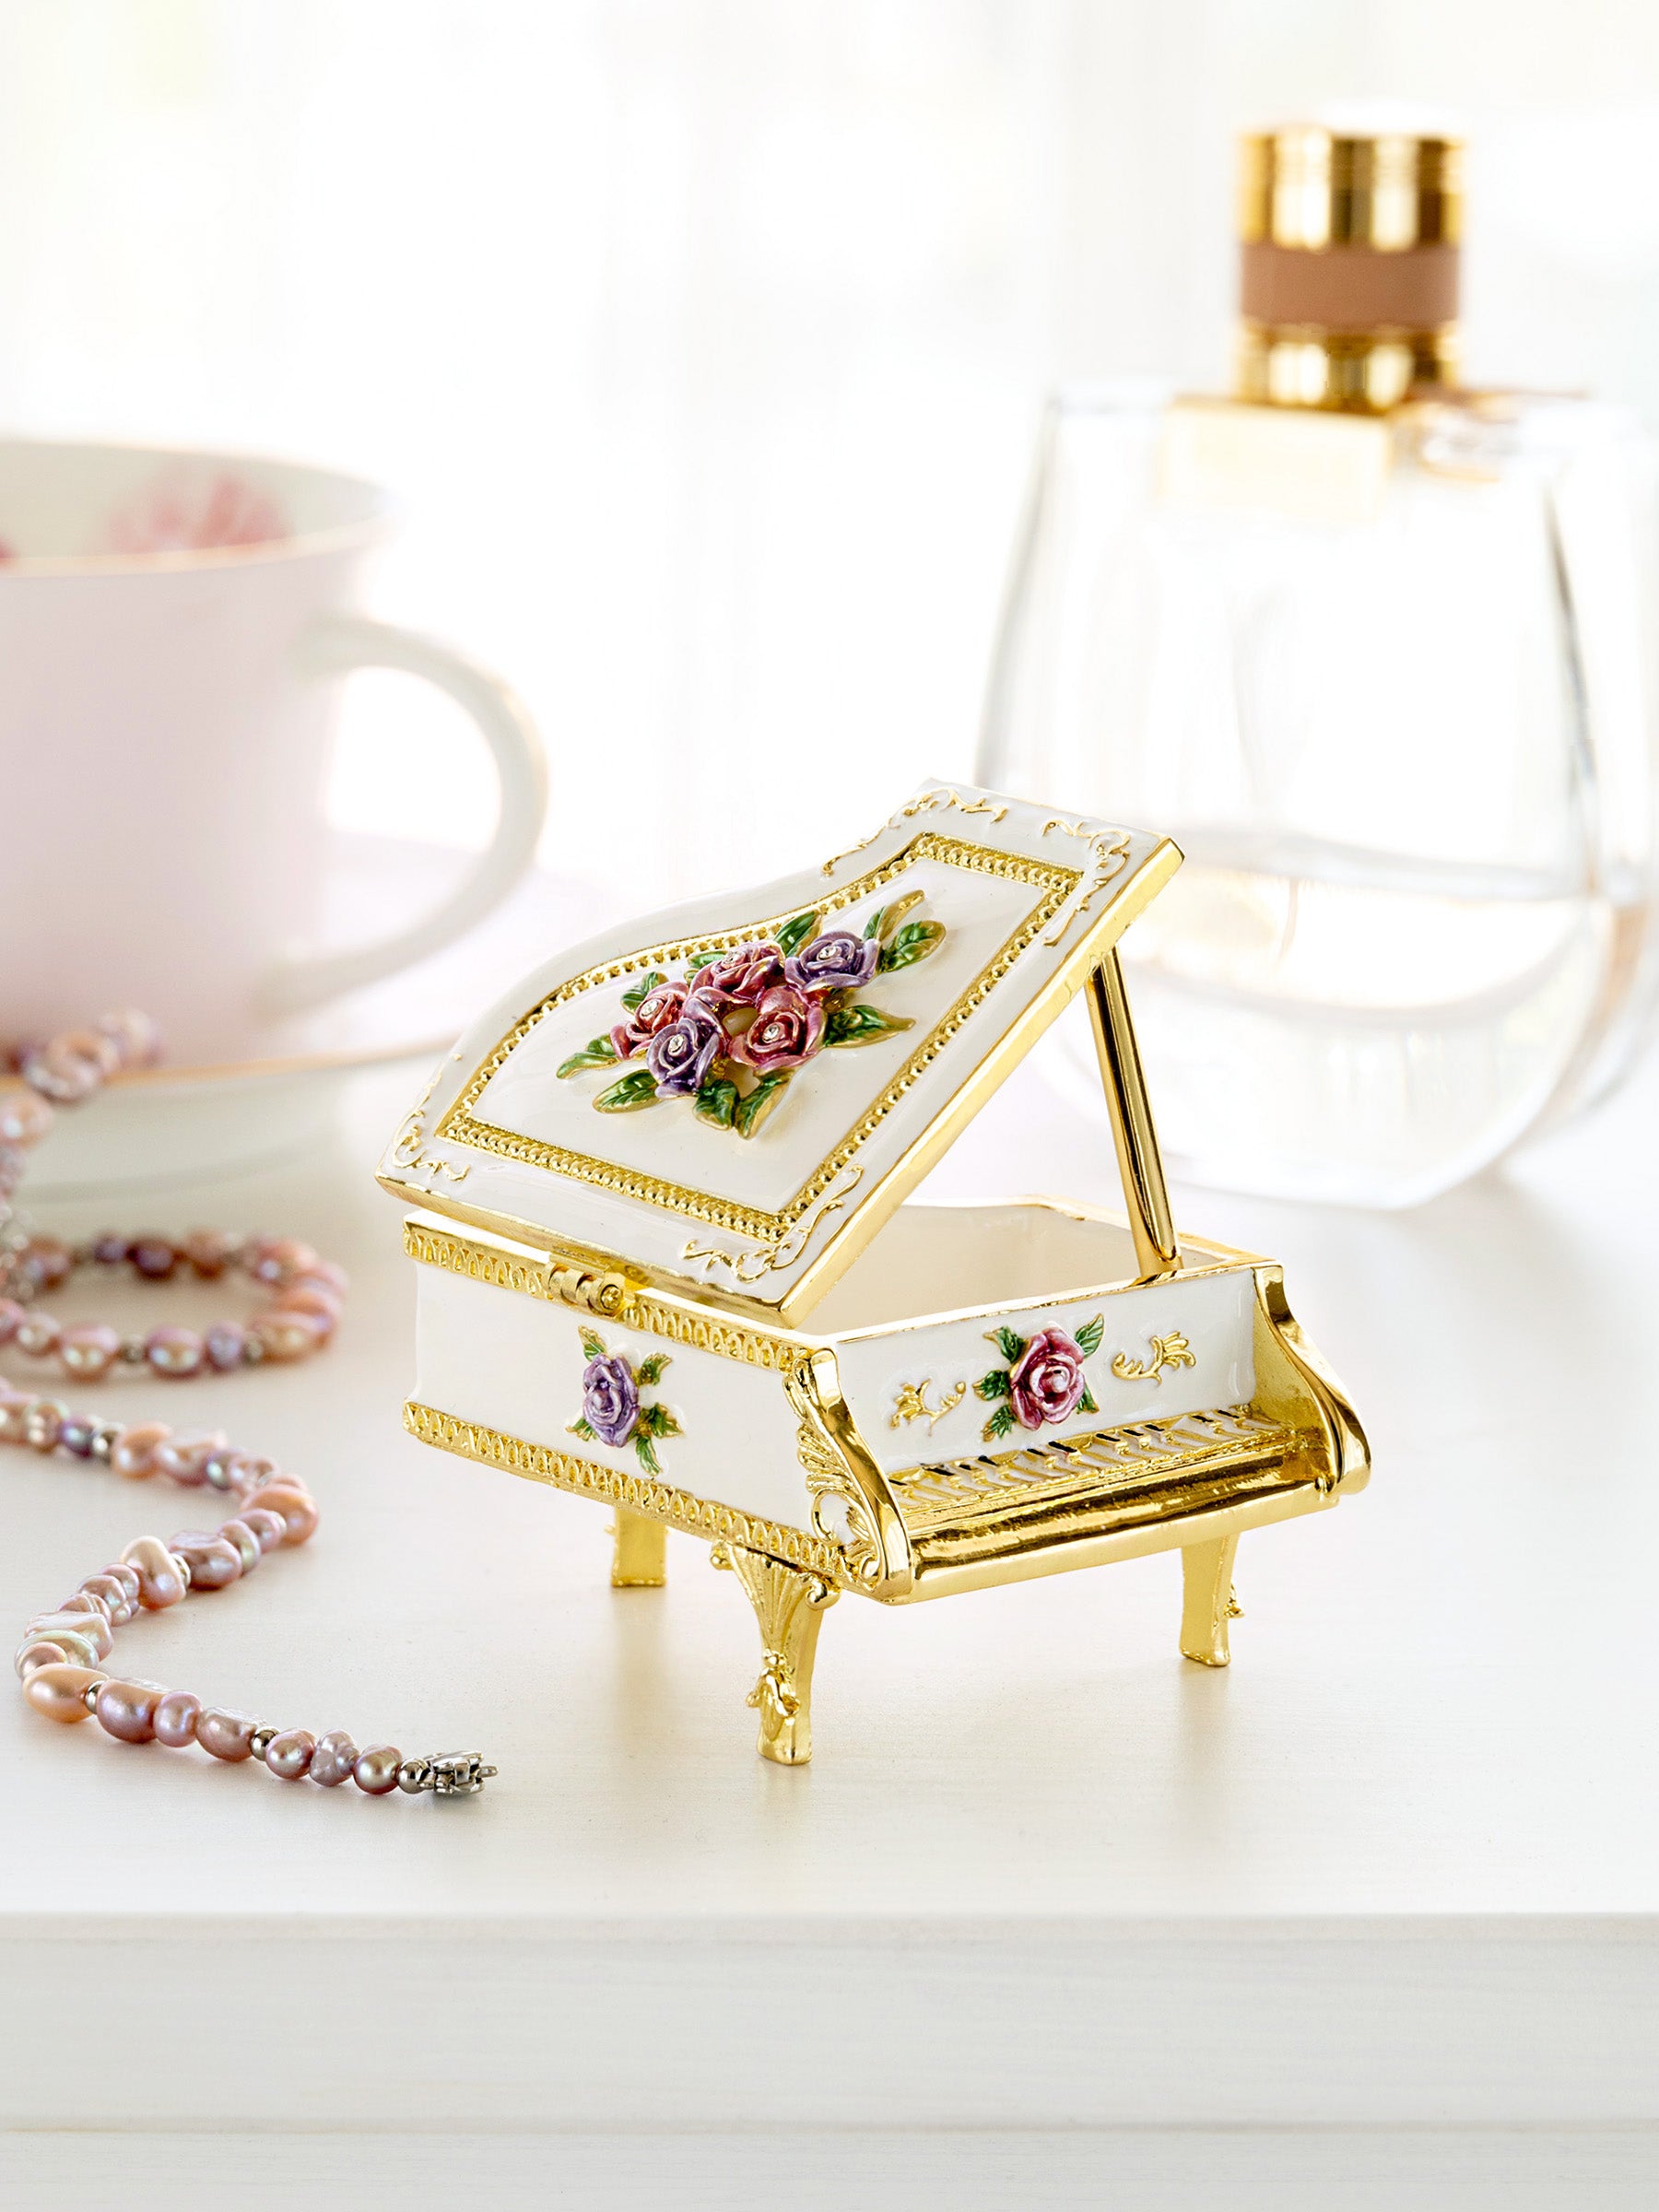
3 1032 1655 2208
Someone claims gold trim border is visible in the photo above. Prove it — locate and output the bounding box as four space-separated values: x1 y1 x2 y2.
403 1218 806 1371
434 831 1079 1245
404 1400 853 1587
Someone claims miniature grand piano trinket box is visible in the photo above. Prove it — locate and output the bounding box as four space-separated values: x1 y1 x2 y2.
380 782 1368 1765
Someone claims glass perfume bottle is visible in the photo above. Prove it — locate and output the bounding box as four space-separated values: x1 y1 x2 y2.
980 125 1659 1207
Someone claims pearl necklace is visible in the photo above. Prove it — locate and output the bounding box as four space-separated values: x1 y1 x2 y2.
4 1014 494 1801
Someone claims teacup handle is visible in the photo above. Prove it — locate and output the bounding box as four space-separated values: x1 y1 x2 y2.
257 613 547 1018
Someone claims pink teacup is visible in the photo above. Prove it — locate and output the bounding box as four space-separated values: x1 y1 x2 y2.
0 438 545 1063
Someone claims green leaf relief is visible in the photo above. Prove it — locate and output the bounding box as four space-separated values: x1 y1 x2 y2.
872 889 924 942
1074 1314 1105 1359
776 910 819 957
642 1402 681 1440
578 1330 606 1362
619 970 666 1012
824 1002 913 1049
633 1430 662 1477
635 1353 670 1388
982 1403 1016 1443
975 1370 1011 1401
693 1076 737 1129
566 1415 596 1441
862 906 886 939
878 920 947 971
556 1035 619 1079
1078 1384 1098 1416
594 1068 660 1113
993 1324 1026 1365
734 1072 790 1139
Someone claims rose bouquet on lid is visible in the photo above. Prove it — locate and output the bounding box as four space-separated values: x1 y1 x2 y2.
556 892 947 1139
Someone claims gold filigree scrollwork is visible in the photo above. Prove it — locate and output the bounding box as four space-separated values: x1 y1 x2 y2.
890 1378 967 1432
1039 818 1135 946
1110 1330 1197 1386
390 1071 471 1187
711 1543 839 1765
794 1406 884 1586
820 785 1010 878
782 1355 902 1591
680 1165 864 1285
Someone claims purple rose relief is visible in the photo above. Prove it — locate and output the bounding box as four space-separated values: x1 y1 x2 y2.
582 1353 639 1448
783 929 880 995
1008 1328 1087 1430
645 1001 724 1097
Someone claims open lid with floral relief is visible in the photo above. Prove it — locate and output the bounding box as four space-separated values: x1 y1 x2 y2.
377 782 1183 1327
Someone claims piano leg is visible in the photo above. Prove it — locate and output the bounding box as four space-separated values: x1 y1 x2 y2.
1180 1535 1241 1667
609 1508 667 1587
712 1544 839 1766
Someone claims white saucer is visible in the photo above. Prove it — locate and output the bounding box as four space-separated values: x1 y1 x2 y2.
24 834 615 1196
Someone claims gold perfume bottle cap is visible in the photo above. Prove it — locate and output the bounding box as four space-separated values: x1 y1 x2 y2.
1237 123 1464 412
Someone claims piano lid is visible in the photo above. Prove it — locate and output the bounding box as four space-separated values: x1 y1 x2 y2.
377 782 1181 1325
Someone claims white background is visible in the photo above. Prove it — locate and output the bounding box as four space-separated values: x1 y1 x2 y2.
4 0 1659 894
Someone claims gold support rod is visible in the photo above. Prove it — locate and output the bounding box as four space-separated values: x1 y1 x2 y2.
1086 949 1180 1282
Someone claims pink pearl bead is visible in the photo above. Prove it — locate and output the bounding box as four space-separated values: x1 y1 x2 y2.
97 1009 162 1067
22 1235 73 1288
248 1310 323 1362
16 1639 69 1677
273 1285 341 1335
353 1745 403 1795
23 1037 101 1102
100 1562 142 1609
14 1310 62 1358
0 1384 29 1442
182 1229 238 1278
239 1507 287 1554
23 1663 100 1723
56 1591 112 1625
217 1518 261 1572
112 1422 171 1479
153 1689 202 1748
0 1086 53 1146
146 1326 204 1378
119 1535 188 1609
0 1297 23 1343
25 1610 113 1662
249 1236 317 1286
24 1397 62 1450
81 1574 135 1625
167 1530 242 1591
203 1322 246 1371
299 1259 349 1296
150 1430 228 1483
58 1027 123 1079
16 1628 91 1670
265 1728 315 1781
311 1731 358 1787
241 1482 320 1546
128 1236 178 1280
95 1678 161 1743
195 1707 256 1761
58 1324 121 1380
